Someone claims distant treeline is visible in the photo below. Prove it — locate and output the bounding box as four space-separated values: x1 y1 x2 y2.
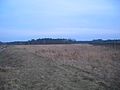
89 39 120 45
0 38 120 45
0 38 76 45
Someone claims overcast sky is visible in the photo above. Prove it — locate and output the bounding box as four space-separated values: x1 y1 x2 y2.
0 0 120 41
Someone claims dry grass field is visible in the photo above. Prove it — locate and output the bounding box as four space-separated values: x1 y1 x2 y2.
0 44 120 90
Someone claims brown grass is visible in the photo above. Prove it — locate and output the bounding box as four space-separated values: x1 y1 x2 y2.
0 44 120 90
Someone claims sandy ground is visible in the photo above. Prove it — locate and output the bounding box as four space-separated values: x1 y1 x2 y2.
0 44 120 90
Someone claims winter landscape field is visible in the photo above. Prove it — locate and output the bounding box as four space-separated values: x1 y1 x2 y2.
0 44 120 90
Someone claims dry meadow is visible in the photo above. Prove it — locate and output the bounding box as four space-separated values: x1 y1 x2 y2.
0 44 120 90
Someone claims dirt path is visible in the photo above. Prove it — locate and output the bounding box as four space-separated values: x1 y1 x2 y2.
0 45 120 90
